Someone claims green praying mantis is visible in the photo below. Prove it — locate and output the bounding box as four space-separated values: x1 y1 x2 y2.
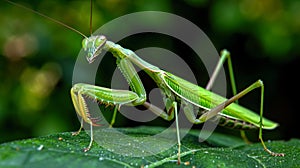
6 0 285 164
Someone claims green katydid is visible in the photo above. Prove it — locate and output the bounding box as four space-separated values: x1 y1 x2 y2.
6 0 285 164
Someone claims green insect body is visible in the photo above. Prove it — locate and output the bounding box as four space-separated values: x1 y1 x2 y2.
5 0 285 164
70 35 284 163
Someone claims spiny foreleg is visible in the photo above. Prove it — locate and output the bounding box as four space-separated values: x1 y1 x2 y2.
70 83 141 152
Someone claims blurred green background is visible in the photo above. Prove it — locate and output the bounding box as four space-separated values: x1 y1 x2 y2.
0 0 299 143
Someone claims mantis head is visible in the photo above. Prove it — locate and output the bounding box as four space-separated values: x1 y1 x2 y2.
82 35 107 64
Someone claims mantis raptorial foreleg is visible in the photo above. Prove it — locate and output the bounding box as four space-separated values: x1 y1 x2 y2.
72 118 83 136
71 55 148 151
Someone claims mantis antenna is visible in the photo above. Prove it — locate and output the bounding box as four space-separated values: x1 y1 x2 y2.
90 0 93 35
5 0 88 39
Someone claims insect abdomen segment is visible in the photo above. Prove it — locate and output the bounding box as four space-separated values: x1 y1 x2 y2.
218 115 257 130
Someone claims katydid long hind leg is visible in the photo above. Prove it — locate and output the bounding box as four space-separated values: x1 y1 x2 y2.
199 80 284 156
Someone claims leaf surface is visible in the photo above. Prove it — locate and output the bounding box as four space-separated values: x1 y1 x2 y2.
0 126 299 168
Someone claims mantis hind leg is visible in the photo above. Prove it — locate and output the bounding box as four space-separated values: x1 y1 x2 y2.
199 80 285 156
206 49 251 143
206 49 237 98
205 50 284 155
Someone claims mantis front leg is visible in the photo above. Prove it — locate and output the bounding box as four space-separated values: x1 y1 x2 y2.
70 57 147 152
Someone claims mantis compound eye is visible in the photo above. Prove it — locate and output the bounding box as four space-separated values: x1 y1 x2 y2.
95 35 107 47
82 38 88 50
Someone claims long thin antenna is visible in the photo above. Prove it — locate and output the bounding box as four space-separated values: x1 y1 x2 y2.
90 0 93 35
5 0 87 39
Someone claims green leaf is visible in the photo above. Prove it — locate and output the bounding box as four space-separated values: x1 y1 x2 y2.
0 126 299 168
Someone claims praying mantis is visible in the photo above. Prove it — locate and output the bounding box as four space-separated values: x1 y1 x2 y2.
6 0 285 165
